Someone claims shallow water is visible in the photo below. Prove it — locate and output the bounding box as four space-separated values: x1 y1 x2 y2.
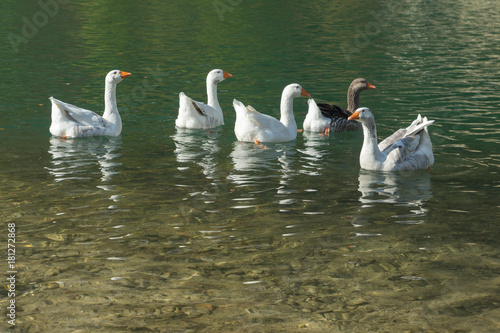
2 0 500 332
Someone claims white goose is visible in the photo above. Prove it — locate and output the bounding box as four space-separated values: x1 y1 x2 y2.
176 69 232 129
348 107 434 171
49 70 131 138
233 83 310 143
303 98 331 134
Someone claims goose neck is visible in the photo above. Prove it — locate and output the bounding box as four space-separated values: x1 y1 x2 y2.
207 81 222 113
360 119 383 163
280 91 297 132
103 81 121 129
347 87 361 112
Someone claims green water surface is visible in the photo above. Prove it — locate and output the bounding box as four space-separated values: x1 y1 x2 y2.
1 0 500 332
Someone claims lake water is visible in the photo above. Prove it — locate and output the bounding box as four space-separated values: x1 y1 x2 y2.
1 0 500 332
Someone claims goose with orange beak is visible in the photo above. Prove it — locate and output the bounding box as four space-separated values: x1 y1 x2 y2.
348 107 435 171
315 78 376 132
176 69 232 129
49 70 131 138
233 83 310 143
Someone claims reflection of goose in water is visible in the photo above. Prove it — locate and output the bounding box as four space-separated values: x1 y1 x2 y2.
172 127 222 179
298 131 331 176
228 141 296 186
358 170 432 205
352 170 433 227
46 136 122 184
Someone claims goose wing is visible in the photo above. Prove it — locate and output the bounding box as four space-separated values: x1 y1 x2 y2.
384 119 435 170
50 97 106 127
244 105 289 137
233 99 291 142
317 103 352 120
379 115 430 153
177 92 223 128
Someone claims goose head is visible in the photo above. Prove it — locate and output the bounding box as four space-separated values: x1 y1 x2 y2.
350 78 376 92
283 83 311 99
106 70 131 84
207 69 232 85
348 107 373 122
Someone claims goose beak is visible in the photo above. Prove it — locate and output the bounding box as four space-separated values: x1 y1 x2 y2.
367 82 376 89
120 71 132 78
348 110 360 121
223 71 232 79
301 88 311 98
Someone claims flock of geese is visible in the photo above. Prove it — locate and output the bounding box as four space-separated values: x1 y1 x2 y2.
49 69 435 172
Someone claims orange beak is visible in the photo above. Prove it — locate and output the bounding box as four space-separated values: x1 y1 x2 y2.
348 110 360 121
223 71 232 79
367 82 376 89
301 88 311 98
120 71 132 78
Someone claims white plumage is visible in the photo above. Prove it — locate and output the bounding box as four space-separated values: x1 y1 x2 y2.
233 83 310 143
303 98 331 133
348 107 434 171
176 69 232 129
49 70 131 138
